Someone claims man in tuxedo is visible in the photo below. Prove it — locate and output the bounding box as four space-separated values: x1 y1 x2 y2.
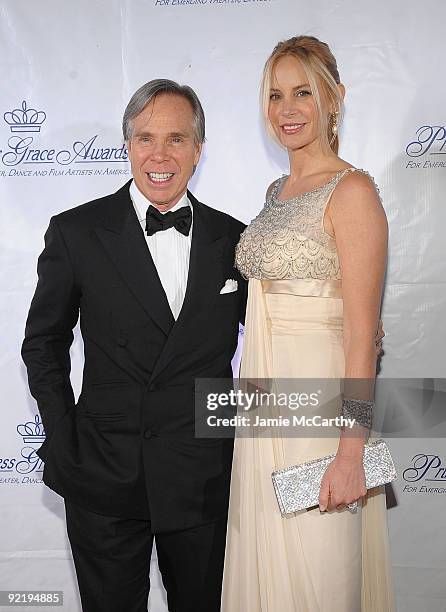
21 79 247 612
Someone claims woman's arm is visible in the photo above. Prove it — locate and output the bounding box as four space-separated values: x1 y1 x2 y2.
333 172 387 375
319 170 388 510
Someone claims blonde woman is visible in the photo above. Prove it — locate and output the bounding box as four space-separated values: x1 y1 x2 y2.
222 36 395 611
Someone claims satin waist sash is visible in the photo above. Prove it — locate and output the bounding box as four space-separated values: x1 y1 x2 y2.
261 278 342 298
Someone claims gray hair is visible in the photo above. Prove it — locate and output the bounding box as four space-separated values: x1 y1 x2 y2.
122 79 205 143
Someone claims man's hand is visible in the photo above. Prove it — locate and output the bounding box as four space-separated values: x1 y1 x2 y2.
375 319 384 355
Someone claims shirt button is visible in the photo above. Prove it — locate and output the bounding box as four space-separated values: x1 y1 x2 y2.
143 429 152 440
117 337 128 347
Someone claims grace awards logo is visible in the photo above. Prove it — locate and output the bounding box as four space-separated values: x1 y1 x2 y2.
405 125 446 170
5 100 46 133
402 452 446 496
0 415 46 486
0 100 129 179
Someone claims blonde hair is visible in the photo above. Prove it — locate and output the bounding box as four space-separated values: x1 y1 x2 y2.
261 35 344 155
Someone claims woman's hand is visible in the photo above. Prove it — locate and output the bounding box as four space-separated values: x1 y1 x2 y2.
318 453 367 512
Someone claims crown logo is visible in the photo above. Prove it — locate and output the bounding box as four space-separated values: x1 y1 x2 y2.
4 100 46 133
17 414 46 443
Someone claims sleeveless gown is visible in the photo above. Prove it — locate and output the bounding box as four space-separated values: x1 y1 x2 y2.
221 168 396 611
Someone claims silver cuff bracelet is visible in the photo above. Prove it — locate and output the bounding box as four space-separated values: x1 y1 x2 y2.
341 397 374 429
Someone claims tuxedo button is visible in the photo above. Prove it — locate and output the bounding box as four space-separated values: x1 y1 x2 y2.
117 337 128 347
149 382 158 391
143 429 153 439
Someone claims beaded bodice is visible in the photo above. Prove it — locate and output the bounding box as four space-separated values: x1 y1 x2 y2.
235 167 374 281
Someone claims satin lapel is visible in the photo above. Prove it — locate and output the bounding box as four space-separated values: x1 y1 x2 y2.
149 192 229 382
94 183 174 336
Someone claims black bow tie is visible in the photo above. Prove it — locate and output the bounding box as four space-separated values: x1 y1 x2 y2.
145 205 192 237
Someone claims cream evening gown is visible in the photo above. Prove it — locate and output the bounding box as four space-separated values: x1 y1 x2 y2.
221 168 396 612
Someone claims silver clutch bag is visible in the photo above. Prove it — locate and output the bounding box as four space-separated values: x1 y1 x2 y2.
271 438 397 515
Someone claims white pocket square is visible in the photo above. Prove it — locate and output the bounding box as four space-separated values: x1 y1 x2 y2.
219 278 238 294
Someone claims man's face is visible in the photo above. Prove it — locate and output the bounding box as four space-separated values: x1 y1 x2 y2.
127 93 202 211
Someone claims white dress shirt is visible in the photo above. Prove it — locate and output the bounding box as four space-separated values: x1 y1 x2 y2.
130 180 193 320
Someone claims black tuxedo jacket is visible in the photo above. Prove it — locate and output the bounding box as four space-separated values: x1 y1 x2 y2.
21 180 247 533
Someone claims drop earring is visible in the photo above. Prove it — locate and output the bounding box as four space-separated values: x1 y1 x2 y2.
331 110 339 136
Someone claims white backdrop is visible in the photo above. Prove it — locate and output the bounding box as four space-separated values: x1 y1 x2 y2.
1 1 445 610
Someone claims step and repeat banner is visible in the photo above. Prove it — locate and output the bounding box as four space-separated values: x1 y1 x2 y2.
1 1 445 610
